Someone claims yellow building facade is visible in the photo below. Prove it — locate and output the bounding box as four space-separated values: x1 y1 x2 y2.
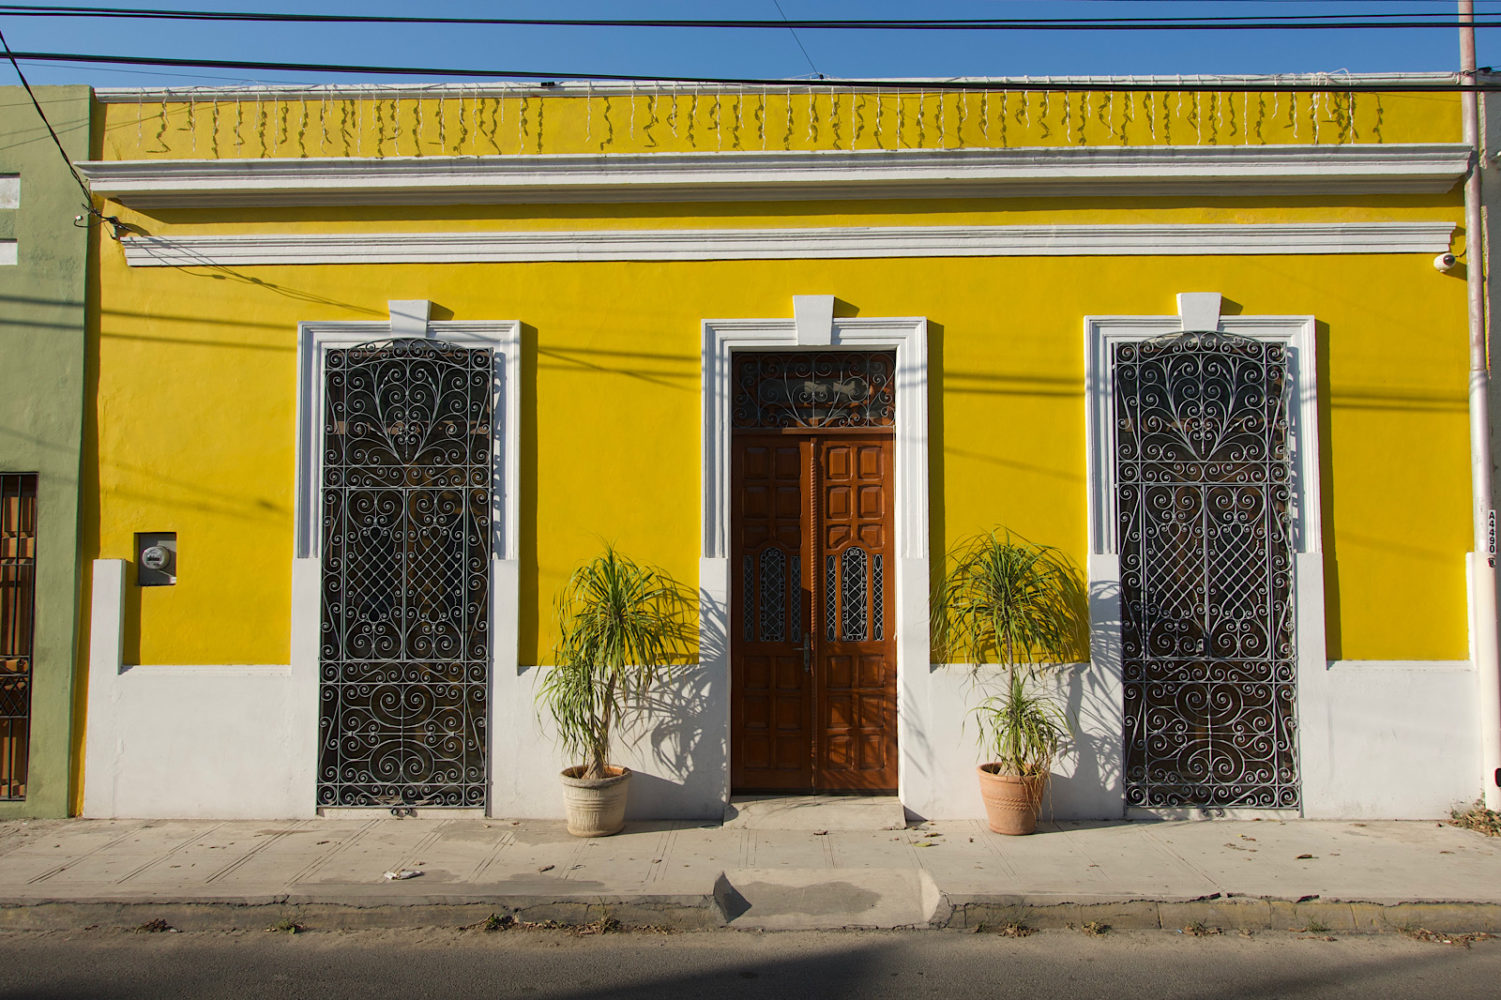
74 78 1488 821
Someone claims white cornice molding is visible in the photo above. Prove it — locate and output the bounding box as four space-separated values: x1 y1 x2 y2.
120 221 1456 267
92 72 1462 101
78 144 1470 208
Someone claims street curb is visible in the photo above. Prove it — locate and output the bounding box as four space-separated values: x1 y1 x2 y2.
0 893 732 933
939 896 1501 934
4 893 1500 935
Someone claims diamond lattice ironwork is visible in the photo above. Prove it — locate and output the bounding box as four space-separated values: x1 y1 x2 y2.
1115 330 1298 809
318 339 493 808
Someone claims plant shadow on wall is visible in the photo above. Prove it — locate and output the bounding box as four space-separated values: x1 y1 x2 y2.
630 585 724 819
537 547 698 837
932 530 1091 835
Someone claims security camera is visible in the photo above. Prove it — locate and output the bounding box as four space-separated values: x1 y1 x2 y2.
1434 252 1458 272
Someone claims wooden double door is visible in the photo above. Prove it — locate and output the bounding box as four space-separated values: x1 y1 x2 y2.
730 431 897 792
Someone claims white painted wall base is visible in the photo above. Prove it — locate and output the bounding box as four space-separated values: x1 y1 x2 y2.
488 662 729 822
897 661 1125 822
83 553 1481 821
1299 659 1479 819
82 560 319 819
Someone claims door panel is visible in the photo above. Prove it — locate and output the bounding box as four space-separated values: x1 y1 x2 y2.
816 438 896 791
730 435 810 790
730 431 896 793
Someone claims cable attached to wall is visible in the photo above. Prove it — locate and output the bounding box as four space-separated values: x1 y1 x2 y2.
0 26 127 238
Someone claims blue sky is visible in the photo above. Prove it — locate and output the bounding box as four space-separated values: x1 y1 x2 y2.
3 1 1500 89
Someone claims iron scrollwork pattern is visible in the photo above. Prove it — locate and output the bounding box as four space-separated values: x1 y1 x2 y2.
1115 331 1298 809
732 352 896 429
318 339 493 808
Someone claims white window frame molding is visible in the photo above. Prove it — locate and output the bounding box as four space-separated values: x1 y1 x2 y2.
1085 295 1322 557
701 298 929 806
292 300 522 815
1083 292 1325 818
294 301 521 561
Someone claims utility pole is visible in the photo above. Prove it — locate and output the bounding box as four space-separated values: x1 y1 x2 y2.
1460 0 1501 811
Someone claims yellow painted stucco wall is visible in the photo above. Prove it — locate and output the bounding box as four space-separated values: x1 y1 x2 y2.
80 86 1473 686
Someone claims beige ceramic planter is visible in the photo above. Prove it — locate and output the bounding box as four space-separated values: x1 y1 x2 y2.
560 765 632 837
976 764 1046 835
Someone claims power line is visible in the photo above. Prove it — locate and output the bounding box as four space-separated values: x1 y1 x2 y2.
0 29 123 236
3 4 1501 31
11 49 1501 91
772 0 821 79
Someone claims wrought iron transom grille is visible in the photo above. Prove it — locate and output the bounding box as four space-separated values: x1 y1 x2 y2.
1 474 37 802
1114 331 1299 809
318 339 493 808
732 352 896 429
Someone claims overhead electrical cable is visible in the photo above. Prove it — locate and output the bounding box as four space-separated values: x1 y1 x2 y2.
0 28 123 235
10 49 1501 91
3 4 1501 31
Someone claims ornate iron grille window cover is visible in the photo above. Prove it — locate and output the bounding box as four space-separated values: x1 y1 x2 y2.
840 547 869 641
759 547 787 642
1115 330 1299 809
318 339 493 808
732 351 896 429
0 474 37 802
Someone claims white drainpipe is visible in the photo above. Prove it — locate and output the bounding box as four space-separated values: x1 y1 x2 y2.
1461 1 1501 811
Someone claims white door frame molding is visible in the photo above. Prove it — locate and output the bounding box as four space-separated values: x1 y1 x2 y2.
701 298 929 807
1083 293 1324 817
292 300 522 815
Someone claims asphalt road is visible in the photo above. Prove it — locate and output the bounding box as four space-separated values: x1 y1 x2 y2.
1 926 1499 999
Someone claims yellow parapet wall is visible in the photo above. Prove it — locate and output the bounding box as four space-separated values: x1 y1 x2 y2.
97 84 1460 161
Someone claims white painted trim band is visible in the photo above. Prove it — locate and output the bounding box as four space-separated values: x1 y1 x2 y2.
78 144 1470 207
119 222 1457 268
1325 659 1473 672
119 664 292 677
90 72 1466 102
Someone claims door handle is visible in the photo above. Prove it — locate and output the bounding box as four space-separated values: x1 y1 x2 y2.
802 633 812 675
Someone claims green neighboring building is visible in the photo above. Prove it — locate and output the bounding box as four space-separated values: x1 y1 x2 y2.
0 85 91 818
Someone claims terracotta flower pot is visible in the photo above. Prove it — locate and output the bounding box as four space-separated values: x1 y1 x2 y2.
977 764 1046 836
560 765 631 837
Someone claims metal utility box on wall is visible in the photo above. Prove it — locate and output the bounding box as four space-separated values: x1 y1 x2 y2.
134 532 176 586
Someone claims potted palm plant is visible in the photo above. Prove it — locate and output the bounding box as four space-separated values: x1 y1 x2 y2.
539 547 690 837
932 530 1087 835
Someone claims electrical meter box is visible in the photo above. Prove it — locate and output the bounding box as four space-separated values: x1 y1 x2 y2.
135 532 177 586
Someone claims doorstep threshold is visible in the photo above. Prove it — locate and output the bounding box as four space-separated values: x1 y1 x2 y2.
724 794 906 831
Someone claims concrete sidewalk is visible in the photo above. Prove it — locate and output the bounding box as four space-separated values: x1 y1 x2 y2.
2 812 1499 934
